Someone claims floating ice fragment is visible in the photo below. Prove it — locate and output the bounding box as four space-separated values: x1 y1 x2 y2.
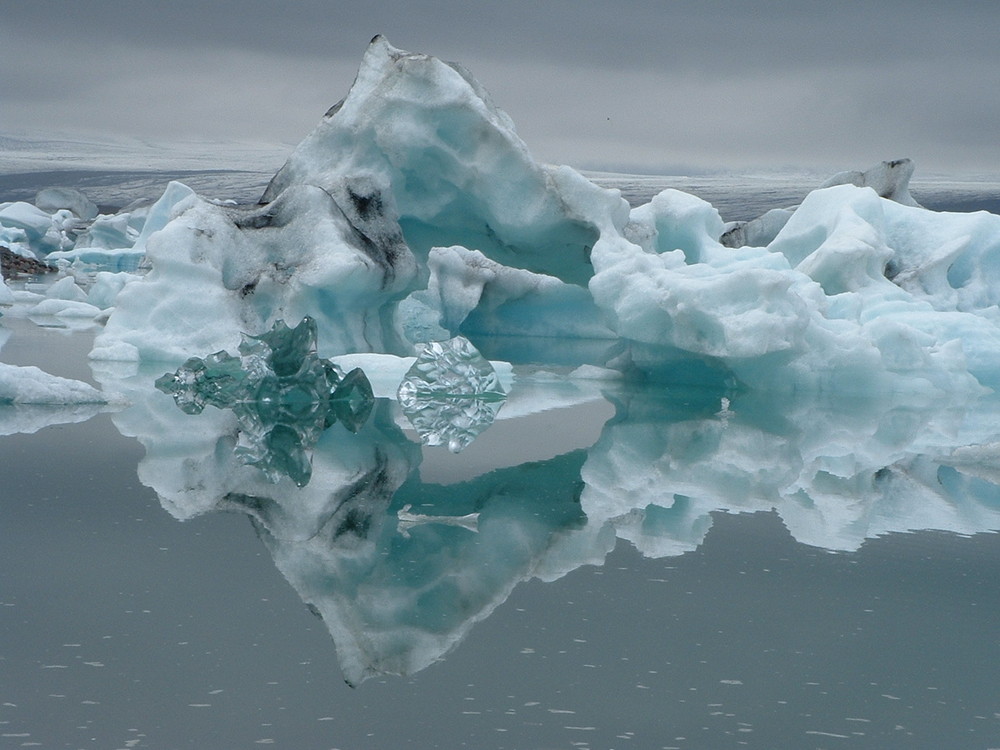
0 362 109 405
328 367 375 433
396 503 480 536
239 318 319 378
155 317 374 486
720 158 920 248
156 350 250 415
397 336 507 452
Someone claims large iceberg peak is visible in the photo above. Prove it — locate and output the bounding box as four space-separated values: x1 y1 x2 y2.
82 37 1000 404
262 35 625 288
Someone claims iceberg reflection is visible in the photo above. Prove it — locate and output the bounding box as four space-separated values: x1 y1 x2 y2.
98 362 1000 684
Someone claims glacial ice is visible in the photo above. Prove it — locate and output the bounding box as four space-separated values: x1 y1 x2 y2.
819 157 921 206
397 336 507 452
5 35 1000 690
719 158 921 249
0 362 108 404
0 37 996 402
34 186 99 221
155 317 374 486
260 36 611 289
90 179 417 362
62 37 1000 411
0 201 72 254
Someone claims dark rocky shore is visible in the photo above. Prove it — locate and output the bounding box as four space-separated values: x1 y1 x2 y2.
0 246 57 280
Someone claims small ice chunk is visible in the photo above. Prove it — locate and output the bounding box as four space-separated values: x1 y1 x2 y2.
45 275 89 303
28 298 103 318
72 212 140 250
0 276 13 305
155 317 375 486
0 202 56 241
397 336 507 452
819 158 920 207
0 362 107 404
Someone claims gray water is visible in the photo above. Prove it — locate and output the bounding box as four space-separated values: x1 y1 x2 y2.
1 321 998 749
2 171 999 749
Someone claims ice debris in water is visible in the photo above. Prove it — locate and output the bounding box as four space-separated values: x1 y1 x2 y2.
0 362 109 405
397 336 506 452
155 316 374 486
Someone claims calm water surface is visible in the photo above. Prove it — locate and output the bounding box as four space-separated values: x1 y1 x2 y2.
2 320 998 750
3 172 1000 748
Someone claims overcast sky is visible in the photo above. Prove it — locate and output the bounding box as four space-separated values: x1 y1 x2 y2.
2 1 999 176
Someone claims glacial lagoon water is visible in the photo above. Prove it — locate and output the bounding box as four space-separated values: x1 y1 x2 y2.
4 170 1000 749
2 318 999 749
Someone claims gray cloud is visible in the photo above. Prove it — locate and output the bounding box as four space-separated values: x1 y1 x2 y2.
2 1 999 174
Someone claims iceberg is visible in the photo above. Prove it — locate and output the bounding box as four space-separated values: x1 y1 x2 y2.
90 36 625 365
91 178 417 362
0 326 112 429
0 201 74 255
80 36 1000 410
595 184 1000 395
719 158 921 248
34 187 99 222
5 35 1000 704
260 36 615 289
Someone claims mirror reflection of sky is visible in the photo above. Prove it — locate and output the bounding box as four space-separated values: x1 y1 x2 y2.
2 322 999 747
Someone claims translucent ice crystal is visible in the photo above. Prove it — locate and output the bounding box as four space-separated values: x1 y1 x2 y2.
397 336 506 452
155 316 374 486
